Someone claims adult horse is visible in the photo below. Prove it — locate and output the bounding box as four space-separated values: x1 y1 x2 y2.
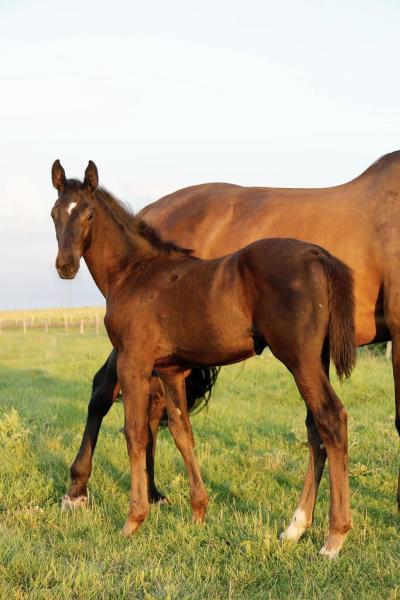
51 160 356 557
82 151 400 509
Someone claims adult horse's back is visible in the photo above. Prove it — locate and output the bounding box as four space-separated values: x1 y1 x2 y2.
139 151 400 504
142 154 400 346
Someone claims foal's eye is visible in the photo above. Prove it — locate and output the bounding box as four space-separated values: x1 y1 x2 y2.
88 211 94 220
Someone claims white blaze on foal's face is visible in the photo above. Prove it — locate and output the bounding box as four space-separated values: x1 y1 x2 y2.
67 202 78 215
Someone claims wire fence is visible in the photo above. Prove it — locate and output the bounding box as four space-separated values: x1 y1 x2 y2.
0 311 106 336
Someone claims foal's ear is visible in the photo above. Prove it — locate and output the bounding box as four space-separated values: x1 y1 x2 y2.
83 160 99 192
51 159 66 193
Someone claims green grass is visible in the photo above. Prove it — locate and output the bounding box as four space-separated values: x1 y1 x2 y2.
0 328 399 599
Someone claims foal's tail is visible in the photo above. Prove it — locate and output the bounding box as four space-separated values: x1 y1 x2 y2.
315 249 356 380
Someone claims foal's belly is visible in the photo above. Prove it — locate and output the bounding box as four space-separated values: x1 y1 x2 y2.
155 334 259 369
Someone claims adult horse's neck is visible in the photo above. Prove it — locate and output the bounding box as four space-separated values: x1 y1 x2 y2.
83 191 155 298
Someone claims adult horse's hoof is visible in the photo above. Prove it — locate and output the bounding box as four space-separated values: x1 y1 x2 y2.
149 491 170 505
157 496 170 505
61 494 89 512
121 520 141 537
319 544 340 560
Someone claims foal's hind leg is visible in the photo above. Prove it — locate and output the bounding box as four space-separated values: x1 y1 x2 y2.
280 349 329 542
293 365 352 558
279 409 327 543
161 371 208 523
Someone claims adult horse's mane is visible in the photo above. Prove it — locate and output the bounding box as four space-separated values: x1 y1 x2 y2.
64 179 191 256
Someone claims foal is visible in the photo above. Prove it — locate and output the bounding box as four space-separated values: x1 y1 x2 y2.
51 160 356 558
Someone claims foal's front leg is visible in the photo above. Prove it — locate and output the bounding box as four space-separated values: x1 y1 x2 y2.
162 371 208 523
117 352 152 536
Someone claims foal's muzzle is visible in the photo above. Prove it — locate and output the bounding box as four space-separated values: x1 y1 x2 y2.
56 255 79 279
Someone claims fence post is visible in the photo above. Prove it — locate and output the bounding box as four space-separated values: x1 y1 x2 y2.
80 319 84 335
23 320 27 334
45 320 49 333
95 314 99 336
386 341 392 360
64 314 68 334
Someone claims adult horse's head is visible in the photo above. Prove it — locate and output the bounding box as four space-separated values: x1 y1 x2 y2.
51 160 98 279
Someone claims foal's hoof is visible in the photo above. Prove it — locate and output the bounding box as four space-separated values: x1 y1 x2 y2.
319 529 349 559
192 507 207 524
61 494 88 512
121 520 141 537
319 544 340 560
279 526 305 544
279 509 308 544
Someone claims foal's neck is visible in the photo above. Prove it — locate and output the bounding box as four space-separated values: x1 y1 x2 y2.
83 197 156 298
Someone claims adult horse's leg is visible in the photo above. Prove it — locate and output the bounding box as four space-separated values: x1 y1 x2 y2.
118 352 152 536
389 334 400 510
62 350 118 509
293 363 351 558
161 371 208 523
62 350 167 509
384 292 400 509
279 347 329 542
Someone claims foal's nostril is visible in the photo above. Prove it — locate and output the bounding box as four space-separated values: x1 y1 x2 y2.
63 264 74 274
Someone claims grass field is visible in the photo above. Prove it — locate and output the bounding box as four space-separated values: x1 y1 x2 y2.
0 318 399 599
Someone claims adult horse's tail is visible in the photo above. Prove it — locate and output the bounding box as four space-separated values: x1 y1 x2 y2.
185 366 220 414
159 366 219 426
315 249 356 380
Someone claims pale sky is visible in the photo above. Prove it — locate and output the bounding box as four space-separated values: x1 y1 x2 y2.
1 0 399 309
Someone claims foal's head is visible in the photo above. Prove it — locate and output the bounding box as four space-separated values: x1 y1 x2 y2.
51 160 98 279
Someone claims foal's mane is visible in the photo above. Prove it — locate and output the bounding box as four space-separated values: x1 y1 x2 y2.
94 186 192 256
